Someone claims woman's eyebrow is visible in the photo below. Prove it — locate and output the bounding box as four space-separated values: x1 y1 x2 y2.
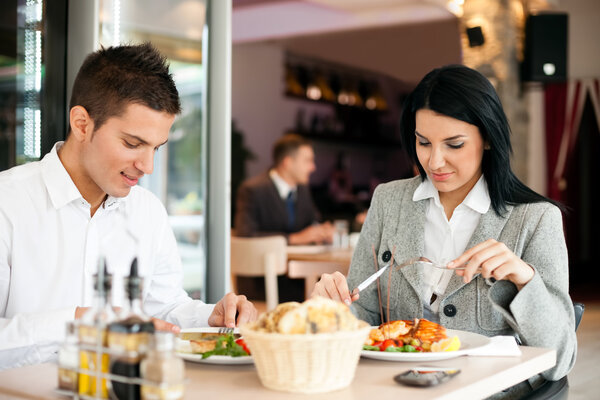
415 131 466 141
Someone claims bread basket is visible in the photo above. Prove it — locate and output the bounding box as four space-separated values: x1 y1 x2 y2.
240 321 370 394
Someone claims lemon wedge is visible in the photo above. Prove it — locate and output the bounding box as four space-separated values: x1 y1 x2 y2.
431 335 461 352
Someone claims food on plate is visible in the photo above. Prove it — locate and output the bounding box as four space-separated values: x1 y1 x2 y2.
430 335 461 352
252 296 361 334
178 332 250 358
363 318 460 353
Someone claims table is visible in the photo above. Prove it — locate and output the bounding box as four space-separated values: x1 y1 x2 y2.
286 245 354 268
0 347 556 400
286 245 354 298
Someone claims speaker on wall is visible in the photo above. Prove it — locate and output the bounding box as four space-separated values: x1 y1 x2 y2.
521 12 568 82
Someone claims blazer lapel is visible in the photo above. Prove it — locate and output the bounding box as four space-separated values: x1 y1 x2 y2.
445 205 515 296
387 189 428 297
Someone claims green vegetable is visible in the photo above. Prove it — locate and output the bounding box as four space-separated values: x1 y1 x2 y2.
384 346 405 352
201 333 249 358
402 345 417 352
362 345 380 351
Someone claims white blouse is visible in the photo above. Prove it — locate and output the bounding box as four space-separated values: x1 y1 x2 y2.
412 175 490 322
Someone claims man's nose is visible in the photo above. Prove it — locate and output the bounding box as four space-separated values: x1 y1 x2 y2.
135 149 155 175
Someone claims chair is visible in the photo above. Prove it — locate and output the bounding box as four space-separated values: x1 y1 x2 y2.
287 260 348 300
521 301 585 400
230 235 287 311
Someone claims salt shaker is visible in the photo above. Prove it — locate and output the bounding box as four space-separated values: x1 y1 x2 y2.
58 321 79 392
140 332 185 400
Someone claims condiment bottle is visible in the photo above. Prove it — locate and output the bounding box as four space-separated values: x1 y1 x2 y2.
78 259 116 399
108 258 155 400
58 321 79 392
140 332 185 400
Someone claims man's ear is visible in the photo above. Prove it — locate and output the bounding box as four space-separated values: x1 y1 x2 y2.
280 155 293 171
69 106 94 142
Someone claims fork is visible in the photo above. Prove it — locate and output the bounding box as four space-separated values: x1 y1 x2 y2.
218 327 234 335
417 257 477 271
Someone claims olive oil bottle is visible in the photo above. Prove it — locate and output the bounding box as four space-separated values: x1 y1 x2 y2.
108 258 155 400
78 259 116 399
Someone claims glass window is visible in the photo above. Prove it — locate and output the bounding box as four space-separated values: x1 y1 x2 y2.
98 0 207 299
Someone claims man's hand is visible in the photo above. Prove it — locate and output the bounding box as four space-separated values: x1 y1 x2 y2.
288 222 334 245
208 292 258 327
151 318 181 333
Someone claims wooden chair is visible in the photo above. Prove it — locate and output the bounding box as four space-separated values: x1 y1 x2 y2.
287 260 348 300
230 235 287 311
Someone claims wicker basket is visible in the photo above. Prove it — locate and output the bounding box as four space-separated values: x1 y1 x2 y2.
240 322 370 394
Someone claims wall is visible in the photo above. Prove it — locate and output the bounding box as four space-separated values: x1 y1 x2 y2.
232 42 330 179
526 0 600 194
563 0 600 79
232 41 412 191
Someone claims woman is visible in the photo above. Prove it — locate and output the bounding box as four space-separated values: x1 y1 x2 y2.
313 65 576 395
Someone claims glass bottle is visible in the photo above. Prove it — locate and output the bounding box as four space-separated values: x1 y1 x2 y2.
78 258 116 399
58 321 79 392
140 332 185 400
108 258 155 400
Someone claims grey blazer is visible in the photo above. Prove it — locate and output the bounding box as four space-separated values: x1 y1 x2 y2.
349 177 576 384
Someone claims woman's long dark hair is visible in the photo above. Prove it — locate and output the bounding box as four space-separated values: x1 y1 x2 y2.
400 64 563 216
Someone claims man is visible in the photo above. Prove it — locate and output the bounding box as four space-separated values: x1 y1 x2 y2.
235 133 333 244
0 43 256 370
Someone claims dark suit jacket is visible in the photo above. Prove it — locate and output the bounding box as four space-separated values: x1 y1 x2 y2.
234 172 319 238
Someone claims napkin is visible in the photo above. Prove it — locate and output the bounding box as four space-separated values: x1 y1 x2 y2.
466 335 522 357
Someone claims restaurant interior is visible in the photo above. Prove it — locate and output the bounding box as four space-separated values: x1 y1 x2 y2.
0 0 599 398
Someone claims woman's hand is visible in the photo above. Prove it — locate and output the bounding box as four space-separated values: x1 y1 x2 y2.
448 239 534 290
311 271 359 305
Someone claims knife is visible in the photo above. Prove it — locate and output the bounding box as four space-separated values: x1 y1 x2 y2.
351 257 422 296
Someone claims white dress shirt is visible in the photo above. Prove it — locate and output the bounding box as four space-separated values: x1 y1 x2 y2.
412 175 490 322
269 169 296 200
0 142 214 370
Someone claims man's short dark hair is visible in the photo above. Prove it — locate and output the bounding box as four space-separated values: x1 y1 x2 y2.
69 42 181 132
272 134 311 167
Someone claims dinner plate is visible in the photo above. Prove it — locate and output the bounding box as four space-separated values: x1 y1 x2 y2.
286 245 331 254
175 328 253 365
177 353 254 365
360 329 491 362
178 327 241 336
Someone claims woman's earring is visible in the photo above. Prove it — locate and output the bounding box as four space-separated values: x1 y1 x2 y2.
484 144 491 150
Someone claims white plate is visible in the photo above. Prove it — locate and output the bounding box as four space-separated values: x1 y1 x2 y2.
178 353 253 365
360 329 491 362
176 328 252 365
178 327 241 335
286 245 331 254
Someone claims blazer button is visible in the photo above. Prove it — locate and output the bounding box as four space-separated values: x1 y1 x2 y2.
382 250 392 262
443 304 457 317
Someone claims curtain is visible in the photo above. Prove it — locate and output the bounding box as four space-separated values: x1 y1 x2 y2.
545 78 600 202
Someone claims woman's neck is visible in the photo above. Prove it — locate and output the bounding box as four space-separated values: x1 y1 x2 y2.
438 172 482 220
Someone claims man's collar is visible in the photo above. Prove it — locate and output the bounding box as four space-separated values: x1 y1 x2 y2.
413 175 490 214
269 169 296 199
41 142 125 210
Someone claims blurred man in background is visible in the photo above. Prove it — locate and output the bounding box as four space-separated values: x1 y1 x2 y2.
234 133 333 302
235 133 333 244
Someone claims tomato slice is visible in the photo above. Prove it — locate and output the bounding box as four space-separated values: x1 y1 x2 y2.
235 338 251 355
379 339 397 351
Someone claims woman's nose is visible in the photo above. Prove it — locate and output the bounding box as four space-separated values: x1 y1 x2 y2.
428 147 445 170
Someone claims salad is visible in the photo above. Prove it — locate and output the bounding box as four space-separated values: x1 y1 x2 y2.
198 333 251 359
